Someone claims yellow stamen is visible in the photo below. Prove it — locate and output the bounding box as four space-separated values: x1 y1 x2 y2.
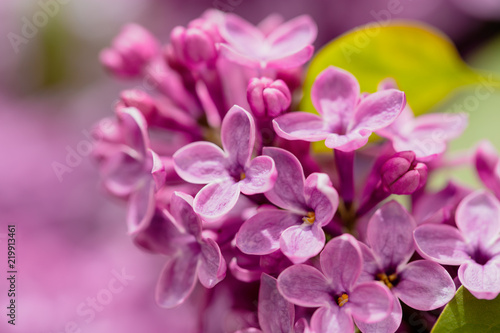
302 211 315 224
337 293 349 307
377 273 397 289
240 172 246 180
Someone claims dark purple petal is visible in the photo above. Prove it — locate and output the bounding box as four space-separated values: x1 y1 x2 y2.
366 201 416 271
395 260 455 310
277 264 332 307
258 274 295 333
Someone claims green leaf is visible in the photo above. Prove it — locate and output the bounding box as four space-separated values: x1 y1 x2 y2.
301 21 483 116
431 286 500 333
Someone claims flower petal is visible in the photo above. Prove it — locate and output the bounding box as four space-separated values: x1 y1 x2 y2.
221 105 255 168
170 191 201 237
348 282 393 323
357 242 382 284
155 246 199 308
263 147 307 212
126 178 155 234
311 66 359 123
413 224 470 265
350 89 405 133
310 306 354 333
280 224 325 264
267 15 317 58
354 297 402 333
173 141 228 184
236 209 300 255
475 140 500 199
324 130 370 152
220 13 265 59
116 106 149 155
455 190 500 246
272 112 331 142
240 155 277 195
366 201 416 271
193 180 241 220
101 147 144 197
395 260 455 310
266 46 314 69
458 260 500 300
320 234 362 291
277 264 332 307
198 237 226 288
303 173 339 226
258 274 295 333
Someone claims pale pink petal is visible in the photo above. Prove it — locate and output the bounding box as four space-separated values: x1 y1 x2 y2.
310 306 354 333
198 238 227 288
348 282 393 323
102 147 144 197
277 264 332 307
412 112 468 141
357 242 382 284
193 180 241 219
320 234 362 291
150 149 166 190
220 13 265 59
413 224 471 265
170 191 201 237
324 130 370 152
280 224 325 264
350 89 405 133
258 274 295 333
155 247 199 308
272 112 331 142
240 155 277 195
395 260 455 310
127 179 155 234
173 141 228 184
458 261 500 300
267 15 317 57
303 173 339 226
221 105 255 167
355 297 402 333
263 147 308 212
236 209 300 255
266 46 314 69
116 106 149 155
311 66 359 123
367 201 416 270
455 190 500 246
218 43 261 68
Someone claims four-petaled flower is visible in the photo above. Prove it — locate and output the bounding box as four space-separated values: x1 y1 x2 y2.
236 147 338 264
277 234 393 333
414 190 500 299
357 201 455 333
173 105 277 220
273 66 406 151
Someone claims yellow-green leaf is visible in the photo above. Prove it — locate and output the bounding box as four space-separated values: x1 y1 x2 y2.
432 286 500 333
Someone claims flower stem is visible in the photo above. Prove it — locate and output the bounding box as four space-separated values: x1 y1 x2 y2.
334 149 355 208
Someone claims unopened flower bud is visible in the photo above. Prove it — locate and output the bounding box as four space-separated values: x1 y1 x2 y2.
381 151 428 195
100 24 159 77
247 77 291 118
120 89 156 122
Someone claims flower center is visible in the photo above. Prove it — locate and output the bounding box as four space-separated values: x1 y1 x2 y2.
302 211 315 224
240 172 246 180
377 273 398 289
337 293 349 307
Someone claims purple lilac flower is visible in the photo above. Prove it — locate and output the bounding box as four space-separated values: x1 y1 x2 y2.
414 190 500 299
173 105 277 220
376 79 468 161
380 151 428 195
247 77 291 118
236 147 338 264
357 201 455 333
273 66 406 151
151 192 226 308
277 234 393 332
93 106 165 234
219 14 317 70
475 140 500 199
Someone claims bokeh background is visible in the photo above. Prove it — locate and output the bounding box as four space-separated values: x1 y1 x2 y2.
0 0 499 332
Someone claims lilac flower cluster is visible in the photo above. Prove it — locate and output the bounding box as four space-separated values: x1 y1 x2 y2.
93 9 500 333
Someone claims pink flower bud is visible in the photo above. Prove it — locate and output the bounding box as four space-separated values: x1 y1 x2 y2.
100 24 159 77
247 78 291 118
120 89 156 122
381 151 428 195
170 19 221 68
